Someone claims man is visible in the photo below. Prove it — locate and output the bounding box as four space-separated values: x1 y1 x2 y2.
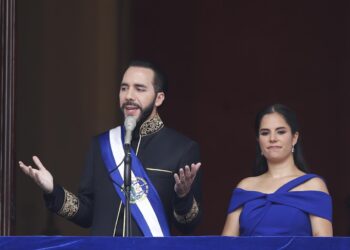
19 60 202 236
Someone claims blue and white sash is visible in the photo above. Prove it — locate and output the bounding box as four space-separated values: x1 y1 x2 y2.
98 126 170 237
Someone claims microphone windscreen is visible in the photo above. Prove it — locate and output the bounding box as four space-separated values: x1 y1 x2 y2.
124 116 137 131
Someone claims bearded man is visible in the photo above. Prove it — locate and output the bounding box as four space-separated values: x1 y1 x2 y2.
19 60 202 236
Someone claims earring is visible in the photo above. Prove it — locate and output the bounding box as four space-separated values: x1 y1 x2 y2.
292 145 295 153
261 151 264 156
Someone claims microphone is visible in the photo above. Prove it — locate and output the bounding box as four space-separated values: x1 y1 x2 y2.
123 116 136 236
124 116 137 145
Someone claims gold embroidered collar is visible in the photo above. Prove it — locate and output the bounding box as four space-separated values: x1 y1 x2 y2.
139 113 164 136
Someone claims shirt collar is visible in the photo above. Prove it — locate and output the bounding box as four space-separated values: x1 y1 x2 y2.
139 113 164 136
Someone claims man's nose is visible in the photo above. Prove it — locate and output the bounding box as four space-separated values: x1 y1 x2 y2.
125 89 135 100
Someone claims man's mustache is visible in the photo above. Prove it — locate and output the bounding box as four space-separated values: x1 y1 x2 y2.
121 101 142 110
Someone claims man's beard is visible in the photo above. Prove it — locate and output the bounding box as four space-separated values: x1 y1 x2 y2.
121 97 156 126
136 99 156 126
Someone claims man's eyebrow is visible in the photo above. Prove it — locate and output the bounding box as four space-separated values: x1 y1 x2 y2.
120 82 148 87
134 83 147 88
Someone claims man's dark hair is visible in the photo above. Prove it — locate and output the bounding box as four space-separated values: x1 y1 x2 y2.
128 60 168 95
254 104 309 176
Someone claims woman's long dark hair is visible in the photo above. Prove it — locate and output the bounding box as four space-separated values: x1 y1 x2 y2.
254 104 309 176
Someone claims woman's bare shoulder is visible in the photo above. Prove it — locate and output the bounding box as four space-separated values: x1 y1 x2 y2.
301 176 329 194
237 175 262 189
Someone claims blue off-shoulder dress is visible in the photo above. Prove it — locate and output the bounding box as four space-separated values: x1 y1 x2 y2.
227 174 332 236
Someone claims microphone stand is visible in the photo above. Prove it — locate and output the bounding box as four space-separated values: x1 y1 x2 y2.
124 143 132 237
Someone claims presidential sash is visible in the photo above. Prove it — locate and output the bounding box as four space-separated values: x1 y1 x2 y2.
98 126 170 236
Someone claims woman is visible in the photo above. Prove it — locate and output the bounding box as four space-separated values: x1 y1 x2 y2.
222 104 333 236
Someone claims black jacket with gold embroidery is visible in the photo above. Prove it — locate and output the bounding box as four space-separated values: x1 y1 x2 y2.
44 114 202 236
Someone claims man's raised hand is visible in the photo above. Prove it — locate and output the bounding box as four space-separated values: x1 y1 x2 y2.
174 162 201 198
19 156 54 193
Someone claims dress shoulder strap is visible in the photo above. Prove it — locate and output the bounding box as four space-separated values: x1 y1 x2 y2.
276 174 319 193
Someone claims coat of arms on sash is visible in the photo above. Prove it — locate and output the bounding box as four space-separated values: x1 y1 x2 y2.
125 177 149 203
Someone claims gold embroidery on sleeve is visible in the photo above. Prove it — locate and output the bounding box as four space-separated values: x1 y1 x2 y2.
57 188 79 218
173 198 199 224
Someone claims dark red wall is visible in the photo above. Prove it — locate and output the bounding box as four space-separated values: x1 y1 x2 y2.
131 1 350 235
